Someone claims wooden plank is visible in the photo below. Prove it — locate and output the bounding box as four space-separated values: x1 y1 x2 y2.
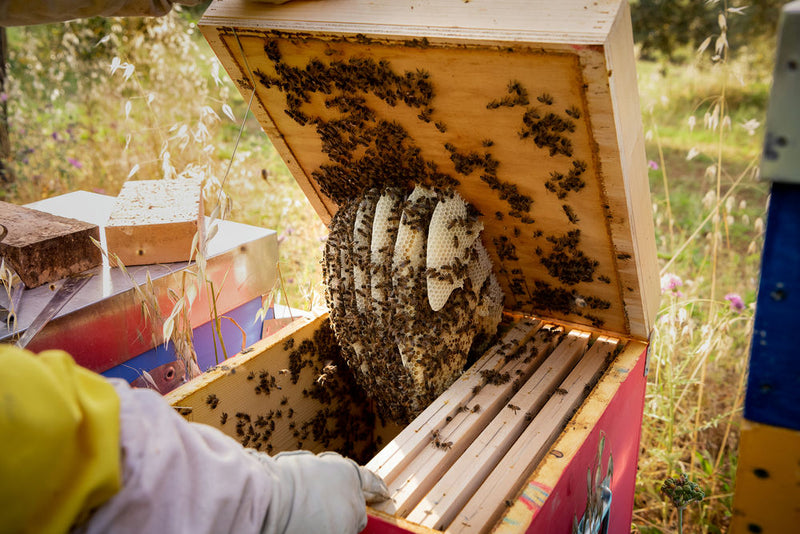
493 339 646 534
199 0 658 340
201 0 621 45
366 317 542 484
0 200 100 287
596 1 660 338
375 324 562 517
731 419 800 533
165 310 387 463
105 178 203 266
451 336 619 533
406 330 591 529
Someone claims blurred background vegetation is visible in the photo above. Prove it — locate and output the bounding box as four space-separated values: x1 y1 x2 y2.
0 1 788 532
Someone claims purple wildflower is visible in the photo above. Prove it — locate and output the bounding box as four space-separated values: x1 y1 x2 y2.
725 293 745 313
67 157 83 169
648 160 659 170
0 93 7 102
660 273 684 297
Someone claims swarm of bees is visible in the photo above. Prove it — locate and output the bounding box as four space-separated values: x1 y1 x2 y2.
324 185 504 422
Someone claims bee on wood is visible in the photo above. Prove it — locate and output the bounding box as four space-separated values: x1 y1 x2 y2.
565 106 582 119
220 412 228 425
508 404 521 414
537 93 554 105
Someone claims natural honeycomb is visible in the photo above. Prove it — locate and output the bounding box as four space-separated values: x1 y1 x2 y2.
324 186 503 422
352 191 378 313
426 192 483 311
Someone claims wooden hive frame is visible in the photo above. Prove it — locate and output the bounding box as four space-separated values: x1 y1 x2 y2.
165 1 659 532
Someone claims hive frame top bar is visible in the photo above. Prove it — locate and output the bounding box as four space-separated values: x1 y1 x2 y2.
202 0 623 45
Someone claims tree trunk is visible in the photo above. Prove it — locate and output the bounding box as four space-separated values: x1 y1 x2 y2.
0 27 14 185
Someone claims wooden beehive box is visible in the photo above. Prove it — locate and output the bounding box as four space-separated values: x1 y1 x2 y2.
164 1 660 532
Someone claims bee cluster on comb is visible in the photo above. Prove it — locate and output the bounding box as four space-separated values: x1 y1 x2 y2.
324 186 503 422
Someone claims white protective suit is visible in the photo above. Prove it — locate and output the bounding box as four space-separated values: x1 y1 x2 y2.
0 347 388 534
79 380 388 534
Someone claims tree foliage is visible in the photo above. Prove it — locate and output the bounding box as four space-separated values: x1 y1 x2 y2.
630 0 790 61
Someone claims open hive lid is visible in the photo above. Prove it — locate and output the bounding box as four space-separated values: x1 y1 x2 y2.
200 0 659 340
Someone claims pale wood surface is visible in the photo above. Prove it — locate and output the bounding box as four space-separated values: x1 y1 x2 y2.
166 310 388 462
452 336 619 533
105 178 203 266
604 3 660 336
199 0 659 339
493 339 645 534
366 318 542 484
406 330 591 529
375 323 562 517
202 0 623 44
0 200 100 287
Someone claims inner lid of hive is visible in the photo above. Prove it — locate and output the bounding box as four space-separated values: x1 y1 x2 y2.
200 0 658 339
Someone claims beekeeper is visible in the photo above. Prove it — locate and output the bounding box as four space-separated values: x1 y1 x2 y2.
1 1 384 530
0 345 388 533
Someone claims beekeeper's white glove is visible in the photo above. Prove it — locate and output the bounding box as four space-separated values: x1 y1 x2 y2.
248 450 389 533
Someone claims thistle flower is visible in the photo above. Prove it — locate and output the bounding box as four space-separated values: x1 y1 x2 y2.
661 273 684 297
725 293 745 313
661 473 705 534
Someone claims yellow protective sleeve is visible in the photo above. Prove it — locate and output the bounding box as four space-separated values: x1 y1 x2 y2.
0 345 122 533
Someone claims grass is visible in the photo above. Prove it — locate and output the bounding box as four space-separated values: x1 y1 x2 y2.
633 14 769 531
1 6 773 533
